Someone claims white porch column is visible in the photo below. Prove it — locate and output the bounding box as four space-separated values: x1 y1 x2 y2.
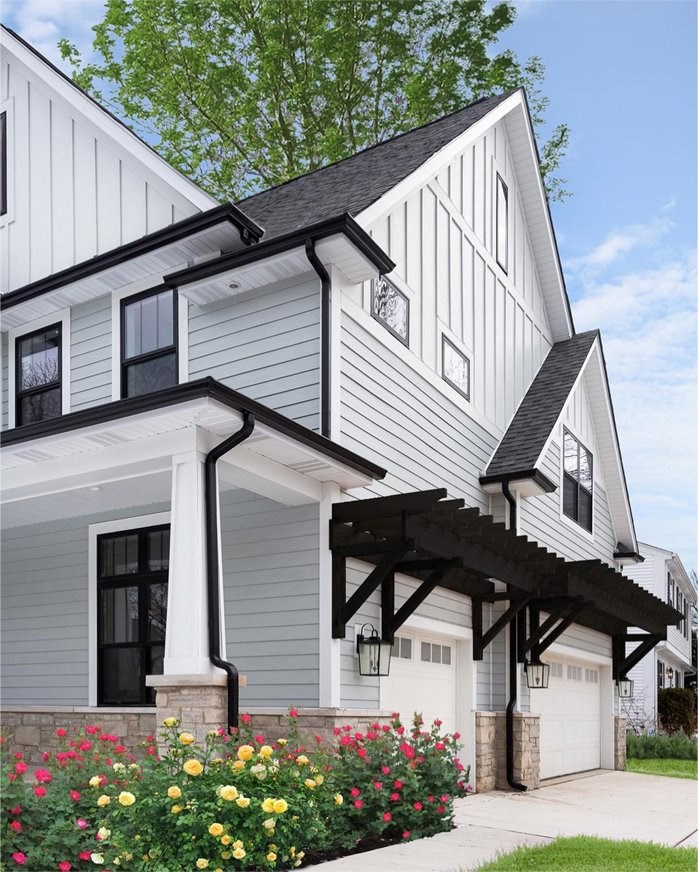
319 481 341 706
163 449 219 675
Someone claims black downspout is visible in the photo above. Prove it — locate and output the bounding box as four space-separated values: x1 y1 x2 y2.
502 480 527 792
204 411 256 730
305 239 331 439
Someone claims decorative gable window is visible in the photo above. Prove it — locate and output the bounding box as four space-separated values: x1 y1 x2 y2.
442 335 470 400
15 323 62 425
562 429 593 532
0 110 6 216
495 174 508 273
121 288 177 398
371 276 409 344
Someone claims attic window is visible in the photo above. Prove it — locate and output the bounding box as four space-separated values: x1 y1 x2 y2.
496 174 508 273
562 429 593 532
372 276 409 344
1 110 7 216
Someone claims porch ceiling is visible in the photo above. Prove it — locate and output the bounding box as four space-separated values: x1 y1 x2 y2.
330 488 682 638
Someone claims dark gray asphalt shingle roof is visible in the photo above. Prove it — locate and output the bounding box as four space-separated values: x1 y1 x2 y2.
484 331 599 478
236 92 513 239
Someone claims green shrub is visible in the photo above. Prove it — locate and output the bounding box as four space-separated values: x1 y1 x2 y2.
626 731 698 760
658 688 696 736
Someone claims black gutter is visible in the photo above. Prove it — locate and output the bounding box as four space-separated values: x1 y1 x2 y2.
204 412 256 729
0 376 387 481
502 481 527 793
164 213 395 288
1 204 263 311
305 239 331 439
480 469 557 494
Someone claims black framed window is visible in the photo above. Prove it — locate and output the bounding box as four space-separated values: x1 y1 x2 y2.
121 288 177 398
657 660 664 691
442 335 470 400
371 276 409 345
97 525 169 705
495 173 508 273
15 323 62 426
1 110 7 217
562 429 593 532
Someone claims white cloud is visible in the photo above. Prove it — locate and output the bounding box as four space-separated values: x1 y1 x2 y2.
566 216 673 272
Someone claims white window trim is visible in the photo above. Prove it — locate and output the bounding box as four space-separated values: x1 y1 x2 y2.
0 96 15 227
88 511 171 707
558 425 595 541
111 282 188 401
7 308 71 429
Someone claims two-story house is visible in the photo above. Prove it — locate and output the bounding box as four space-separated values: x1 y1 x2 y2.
0 25 682 791
623 544 696 732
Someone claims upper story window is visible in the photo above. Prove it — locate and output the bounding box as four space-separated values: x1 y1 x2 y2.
121 288 177 398
372 276 409 345
1 110 7 217
562 428 593 532
15 323 62 425
667 573 674 605
495 174 508 273
442 335 470 401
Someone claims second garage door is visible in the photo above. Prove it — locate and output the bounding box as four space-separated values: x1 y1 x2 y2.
536 657 601 779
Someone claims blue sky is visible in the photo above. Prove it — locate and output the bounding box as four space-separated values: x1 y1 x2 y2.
3 0 697 573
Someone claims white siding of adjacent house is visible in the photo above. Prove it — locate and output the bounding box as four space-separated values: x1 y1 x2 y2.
0 46 202 293
188 275 321 431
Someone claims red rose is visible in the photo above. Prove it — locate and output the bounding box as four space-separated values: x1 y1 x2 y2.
71 790 81 801
58 863 72 872
79 852 92 861
11 852 26 865
240 713 252 724
350 787 360 797
56 728 67 738
413 802 422 811
394 780 404 789
15 763 28 774
289 708 299 718
86 725 100 734
437 804 446 813
390 792 400 801
10 820 23 832
381 766 391 775
354 799 363 809
373 782 382 790
383 812 392 822
357 748 367 758
402 831 411 840
33 786 47 798
9 806 21 815
35 769 52 783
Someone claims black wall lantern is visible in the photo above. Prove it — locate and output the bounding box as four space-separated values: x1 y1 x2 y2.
356 623 392 677
616 677 634 698
525 659 550 689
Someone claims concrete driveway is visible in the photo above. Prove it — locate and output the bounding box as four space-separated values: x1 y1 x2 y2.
310 771 698 871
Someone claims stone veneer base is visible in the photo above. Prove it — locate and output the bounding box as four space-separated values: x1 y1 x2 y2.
475 711 540 791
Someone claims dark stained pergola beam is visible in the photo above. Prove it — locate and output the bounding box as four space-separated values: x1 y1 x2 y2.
331 539 415 558
522 601 576 655
338 547 411 631
333 488 447 522
478 593 532 654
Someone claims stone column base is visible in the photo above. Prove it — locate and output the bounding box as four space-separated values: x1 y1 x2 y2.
475 711 540 792
614 715 627 770
146 673 228 743
475 712 498 792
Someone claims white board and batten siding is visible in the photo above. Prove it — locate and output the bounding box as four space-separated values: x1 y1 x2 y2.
0 40 207 293
219 489 321 707
188 275 322 432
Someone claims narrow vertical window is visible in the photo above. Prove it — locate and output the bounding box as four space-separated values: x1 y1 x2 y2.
442 335 470 400
16 324 62 425
121 288 177 398
496 174 508 273
562 429 593 532
0 110 7 216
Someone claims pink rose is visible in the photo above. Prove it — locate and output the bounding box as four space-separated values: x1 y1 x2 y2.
396 726 405 735
79 741 92 751
70 790 81 801
86 725 100 734
402 831 411 840
357 747 367 758
413 801 422 811
15 762 28 774
76 819 88 830
333 726 341 736
11 853 27 865
433 718 442 727
35 769 52 783
240 712 252 724
437 804 446 813
354 799 363 809
289 708 299 718
453 732 461 740
79 852 92 861
373 782 382 790
9 806 21 815
58 863 72 872
42 752 50 762
381 766 391 775
350 787 360 797
33 786 47 797
394 780 404 789
435 741 446 751
383 812 392 822
10 820 22 832
390 792 400 801
56 728 67 738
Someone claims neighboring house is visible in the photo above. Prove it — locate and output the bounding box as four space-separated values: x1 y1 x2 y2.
623 543 696 732
0 26 682 791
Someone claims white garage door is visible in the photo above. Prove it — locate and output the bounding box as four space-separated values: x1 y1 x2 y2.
383 633 457 733
536 658 601 779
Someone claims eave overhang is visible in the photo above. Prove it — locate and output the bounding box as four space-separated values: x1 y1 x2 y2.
165 213 395 304
479 468 557 497
0 205 264 329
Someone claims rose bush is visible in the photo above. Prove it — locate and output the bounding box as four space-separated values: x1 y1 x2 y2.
1 712 470 870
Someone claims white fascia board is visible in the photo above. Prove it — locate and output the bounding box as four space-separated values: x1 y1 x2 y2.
2 29 217 213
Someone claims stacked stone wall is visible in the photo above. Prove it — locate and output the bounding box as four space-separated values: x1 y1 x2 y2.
614 715 627 770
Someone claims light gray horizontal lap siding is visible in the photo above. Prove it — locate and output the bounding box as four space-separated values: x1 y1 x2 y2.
220 489 320 707
475 602 507 711
70 295 112 411
0 503 167 707
188 276 321 431
340 317 496 505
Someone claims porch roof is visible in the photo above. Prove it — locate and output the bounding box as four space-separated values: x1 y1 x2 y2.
330 489 681 639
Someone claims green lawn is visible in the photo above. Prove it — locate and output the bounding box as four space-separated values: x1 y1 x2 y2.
627 757 698 779
476 836 698 871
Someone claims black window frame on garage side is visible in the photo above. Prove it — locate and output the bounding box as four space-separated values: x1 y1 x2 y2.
15 322 62 426
97 525 169 706
562 428 593 532
121 286 178 399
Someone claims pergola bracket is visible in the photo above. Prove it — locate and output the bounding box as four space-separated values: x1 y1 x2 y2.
613 632 663 680
473 592 532 660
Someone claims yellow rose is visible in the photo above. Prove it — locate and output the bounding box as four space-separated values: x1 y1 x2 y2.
218 785 238 801
267 853 277 863
273 799 288 814
296 755 309 766
334 793 343 806
314 774 324 786
179 732 195 745
97 827 111 841
277 738 288 746
91 854 104 865
236 796 250 808
262 798 276 813
89 776 102 788
297 852 305 861
183 759 203 777
196 860 209 870
259 745 274 758
220 852 231 860
118 791 136 807
171 805 183 814
163 717 179 727
236 744 254 761
97 794 111 807
167 786 182 800
304 778 316 789
220 835 232 846
232 848 246 860
263 819 276 831
208 823 224 837
232 841 244 850
232 760 245 771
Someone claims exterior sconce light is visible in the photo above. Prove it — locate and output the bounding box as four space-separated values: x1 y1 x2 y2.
616 678 634 698
525 660 550 689
356 623 392 677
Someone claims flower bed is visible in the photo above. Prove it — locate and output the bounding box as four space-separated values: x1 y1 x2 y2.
1 711 470 870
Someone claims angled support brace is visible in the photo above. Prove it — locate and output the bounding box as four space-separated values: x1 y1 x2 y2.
613 633 663 679
385 560 457 641
473 592 532 660
531 600 587 660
